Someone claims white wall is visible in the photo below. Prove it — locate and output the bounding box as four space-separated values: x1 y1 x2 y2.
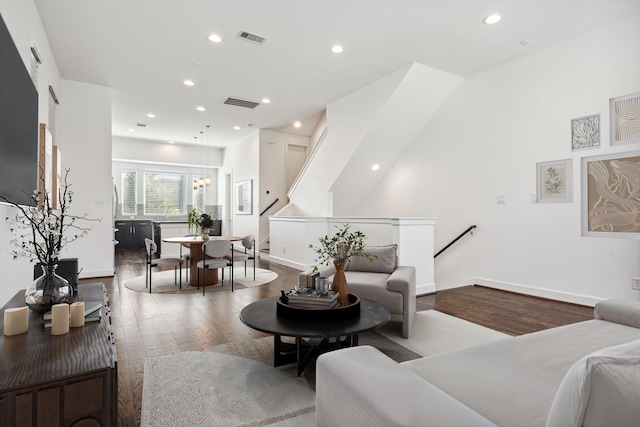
0 1 62 304
222 131 260 239
112 136 224 167
358 14 640 304
59 79 114 279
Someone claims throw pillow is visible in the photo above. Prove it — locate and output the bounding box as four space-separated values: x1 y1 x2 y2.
347 245 397 274
545 339 640 427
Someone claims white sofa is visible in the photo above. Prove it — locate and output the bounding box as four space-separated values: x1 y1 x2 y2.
300 244 416 338
316 299 640 427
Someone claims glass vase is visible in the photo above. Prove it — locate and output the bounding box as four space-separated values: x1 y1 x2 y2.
25 264 73 313
202 228 210 241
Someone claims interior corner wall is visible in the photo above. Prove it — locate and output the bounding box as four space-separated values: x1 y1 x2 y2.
59 79 114 279
357 15 640 303
222 131 260 239
259 130 309 248
0 0 62 305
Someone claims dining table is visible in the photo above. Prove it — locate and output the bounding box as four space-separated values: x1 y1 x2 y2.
161 235 243 286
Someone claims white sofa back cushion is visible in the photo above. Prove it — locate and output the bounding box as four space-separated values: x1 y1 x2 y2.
546 339 640 427
347 244 397 274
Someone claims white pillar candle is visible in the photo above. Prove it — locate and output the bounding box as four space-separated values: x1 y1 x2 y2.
69 301 85 327
3 306 29 336
51 303 69 335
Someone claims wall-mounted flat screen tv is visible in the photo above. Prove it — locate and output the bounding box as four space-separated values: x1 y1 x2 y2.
0 13 38 205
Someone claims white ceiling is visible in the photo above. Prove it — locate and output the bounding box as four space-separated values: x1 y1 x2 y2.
34 0 640 148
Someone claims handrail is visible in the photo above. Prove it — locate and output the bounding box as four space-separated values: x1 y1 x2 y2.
434 225 477 258
260 198 280 217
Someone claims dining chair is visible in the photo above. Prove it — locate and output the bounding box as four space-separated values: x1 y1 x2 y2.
224 235 255 280
144 238 183 293
197 239 233 296
180 234 197 283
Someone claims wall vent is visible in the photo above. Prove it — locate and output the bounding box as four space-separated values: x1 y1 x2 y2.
237 30 267 45
136 122 148 128
223 97 260 109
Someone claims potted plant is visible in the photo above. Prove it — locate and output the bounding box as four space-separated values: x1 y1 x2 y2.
309 224 374 306
1 169 100 312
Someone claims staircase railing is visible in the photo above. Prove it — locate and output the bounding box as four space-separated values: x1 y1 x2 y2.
434 225 477 258
260 198 280 217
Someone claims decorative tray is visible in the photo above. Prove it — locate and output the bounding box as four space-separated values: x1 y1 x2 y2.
276 293 360 321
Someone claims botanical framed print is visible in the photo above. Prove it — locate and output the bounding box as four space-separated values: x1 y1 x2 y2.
235 179 252 215
537 159 572 203
582 151 640 237
610 92 640 146
571 114 600 151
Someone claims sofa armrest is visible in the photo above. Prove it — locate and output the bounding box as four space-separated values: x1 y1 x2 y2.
387 266 416 338
594 299 640 329
316 346 497 427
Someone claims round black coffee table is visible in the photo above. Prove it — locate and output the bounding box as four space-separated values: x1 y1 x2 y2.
240 296 390 375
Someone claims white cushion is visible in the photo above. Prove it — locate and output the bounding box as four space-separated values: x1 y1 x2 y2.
546 339 640 427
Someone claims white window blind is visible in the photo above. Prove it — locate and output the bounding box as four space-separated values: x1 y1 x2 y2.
144 171 187 215
121 170 137 215
192 174 206 211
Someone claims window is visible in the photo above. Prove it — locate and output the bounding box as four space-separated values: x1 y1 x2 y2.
144 171 187 215
121 170 137 215
192 174 206 212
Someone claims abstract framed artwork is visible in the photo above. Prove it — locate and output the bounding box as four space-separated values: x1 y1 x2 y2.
537 159 572 203
235 179 252 215
610 92 640 146
571 114 600 151
582 151 640 237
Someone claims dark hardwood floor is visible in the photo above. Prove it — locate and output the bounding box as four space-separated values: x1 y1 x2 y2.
82 249 594 426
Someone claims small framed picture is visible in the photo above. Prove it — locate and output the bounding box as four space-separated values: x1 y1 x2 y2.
571 114 600 151
536 159 572 203
235 179 253 215
610 92 640 146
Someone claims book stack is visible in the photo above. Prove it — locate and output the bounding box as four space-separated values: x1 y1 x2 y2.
287 290 339 309
43 301 102 329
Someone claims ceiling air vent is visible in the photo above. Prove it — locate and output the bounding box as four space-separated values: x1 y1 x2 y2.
136 122 147 128
237 30 267 45
223 97 260 109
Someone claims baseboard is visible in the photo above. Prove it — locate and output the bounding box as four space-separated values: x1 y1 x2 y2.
79 269 115 279
416 282 436 296
474 277 604 307
268 256 305 271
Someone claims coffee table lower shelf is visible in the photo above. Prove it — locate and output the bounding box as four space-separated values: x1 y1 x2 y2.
240 296 390 376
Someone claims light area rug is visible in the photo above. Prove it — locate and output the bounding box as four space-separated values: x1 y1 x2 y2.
124 267 278 293
377 310 511 356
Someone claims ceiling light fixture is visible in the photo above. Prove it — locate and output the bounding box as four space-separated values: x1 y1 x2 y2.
371 164 380 171
168 140 174 144
331 45 344 54
183 79 195 86
208 34 223 43
128 129 135 133
483 14 502 25
147 113 156 118
261 98 271 104
294 121 301 128
196 106 206 112
233 126 241 130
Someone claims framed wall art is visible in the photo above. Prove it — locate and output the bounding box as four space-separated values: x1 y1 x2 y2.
582 151 640 237
537 159 572 203
235 179 253 215
571 114 600 151
610 92 640 146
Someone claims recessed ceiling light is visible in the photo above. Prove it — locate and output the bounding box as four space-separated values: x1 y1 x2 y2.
146 113 156 118
233 126 241 130
483 14 502 25
168 140 174 144
208 34 223 43
261 98 271 104
330 45 344 54
196 106 206 111
294 121 301 128
183 79 195 86
128 129 135 133
371 164 380 171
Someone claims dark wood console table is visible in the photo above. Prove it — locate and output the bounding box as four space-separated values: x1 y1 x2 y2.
0 283 117 426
